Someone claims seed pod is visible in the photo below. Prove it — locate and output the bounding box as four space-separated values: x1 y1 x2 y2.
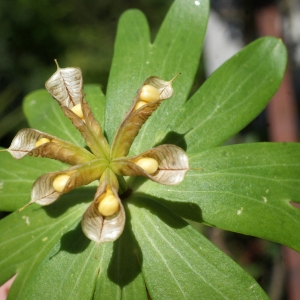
35 138 50 148
111 144 189 185
81 170 125 244
7 128 95 164
139 85 160 102
110 74 180 159
45 61 110 159
45 60 83 108
52 174 70 192
135 157 159 174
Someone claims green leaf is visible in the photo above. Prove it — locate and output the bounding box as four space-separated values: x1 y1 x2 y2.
128 195 268 299
0 0 293 299
94 212 147 300
84 84 106 129
23 84 106 148
19 220 100 300
0 193 91 298
0 82 105 212
0 151 65 211
139 143 300 251
163 37 287 153
105 0 209 153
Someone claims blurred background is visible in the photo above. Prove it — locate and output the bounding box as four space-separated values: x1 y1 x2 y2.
0 0 299 299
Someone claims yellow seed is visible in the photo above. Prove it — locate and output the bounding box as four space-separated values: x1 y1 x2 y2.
105 189 114 196
139 85 160 102
71 103 84 119
98 194 119 217
52 174 70 192
134 100 147 111
136 157 159 175
35 138 50 147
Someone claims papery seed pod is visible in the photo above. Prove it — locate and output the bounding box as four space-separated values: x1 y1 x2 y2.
19 159 108 210
81 170 125 244
110 74 180 159
45 61 110 159
45 60 83 109
7 128 95 164
141 73 180 101
111 144 189 185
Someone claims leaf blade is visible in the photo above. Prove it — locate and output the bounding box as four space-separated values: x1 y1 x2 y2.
162 37 287 153
105 0 209 152
128 195 268 299
139 143 300 251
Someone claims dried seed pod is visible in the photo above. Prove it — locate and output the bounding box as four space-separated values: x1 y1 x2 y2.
7 128 95 164
24 159 107 208
45 60 83 109
81 170 125 244
52 174 70 192
110 74 180 159
35 138 50 148
139 85 160 102
135 157 159 175
45 61 110 159
111 144 189 185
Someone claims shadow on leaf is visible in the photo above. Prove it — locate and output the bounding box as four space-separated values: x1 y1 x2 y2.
107 201 143 287
155 130 188 151
130 192 203 226
59 220 91 254
43 187 95 218
48 219 91 260
106 192 203 287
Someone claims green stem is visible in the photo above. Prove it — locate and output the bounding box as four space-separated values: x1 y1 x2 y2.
117 175 129 196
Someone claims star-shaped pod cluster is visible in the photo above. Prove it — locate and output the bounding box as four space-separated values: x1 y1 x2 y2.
6 63 189 244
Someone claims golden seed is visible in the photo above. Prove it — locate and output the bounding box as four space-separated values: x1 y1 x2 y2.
134 100 147 111
35 138 50 147
98 194 119 217
71 103 84 119
139 85 160 102
52 174 70 192
136 157 159 175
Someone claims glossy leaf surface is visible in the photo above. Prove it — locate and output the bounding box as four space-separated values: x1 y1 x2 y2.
162 37 287 154
128 195 268 299
0 0 294 299
139 143 300 251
